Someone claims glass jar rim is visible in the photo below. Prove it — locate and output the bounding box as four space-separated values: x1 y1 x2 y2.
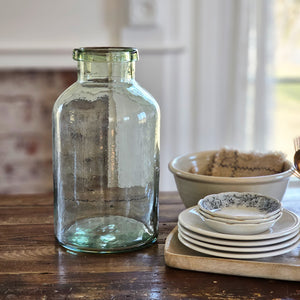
73 47 139 62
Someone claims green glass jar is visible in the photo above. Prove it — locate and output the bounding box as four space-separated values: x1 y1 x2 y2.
52 47 160 253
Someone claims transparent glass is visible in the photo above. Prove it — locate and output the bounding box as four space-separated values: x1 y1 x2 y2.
52 47 160 253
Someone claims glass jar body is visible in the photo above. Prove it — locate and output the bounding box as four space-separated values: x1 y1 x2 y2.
52 58 160 253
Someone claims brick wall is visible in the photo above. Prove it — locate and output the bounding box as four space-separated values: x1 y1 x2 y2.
0 71 77 194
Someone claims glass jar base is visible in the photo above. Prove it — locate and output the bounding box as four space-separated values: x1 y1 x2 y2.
57 215 157 253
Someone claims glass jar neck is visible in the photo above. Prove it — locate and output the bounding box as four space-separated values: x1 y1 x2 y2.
78 61 135 83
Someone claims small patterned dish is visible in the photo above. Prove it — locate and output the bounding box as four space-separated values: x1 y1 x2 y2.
198 192 282 221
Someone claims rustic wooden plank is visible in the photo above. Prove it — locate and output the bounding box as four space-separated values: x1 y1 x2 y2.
159 203 185 223
0 244 165 275
0 225 54 246
0 208 53 225
159 191 181 203
0 193 53 207
0 223 176 246
1 262 300 299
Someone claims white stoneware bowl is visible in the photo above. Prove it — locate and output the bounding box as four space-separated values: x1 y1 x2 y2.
168 150 293 208
198 192 282 220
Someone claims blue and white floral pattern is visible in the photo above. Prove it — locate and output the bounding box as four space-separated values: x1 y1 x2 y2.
199 192 281 215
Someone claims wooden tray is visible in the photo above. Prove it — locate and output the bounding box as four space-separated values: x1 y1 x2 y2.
164 226 300 281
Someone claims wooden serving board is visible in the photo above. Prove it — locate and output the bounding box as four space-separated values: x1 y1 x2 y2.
164 226 300 281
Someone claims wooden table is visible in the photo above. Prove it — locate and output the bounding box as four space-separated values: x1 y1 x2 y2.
0 189 300 299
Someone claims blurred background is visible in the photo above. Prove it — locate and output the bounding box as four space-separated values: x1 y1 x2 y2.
0 0 299 193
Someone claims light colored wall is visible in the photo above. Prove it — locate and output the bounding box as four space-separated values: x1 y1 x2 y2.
0 0 270 193
0 0 192 192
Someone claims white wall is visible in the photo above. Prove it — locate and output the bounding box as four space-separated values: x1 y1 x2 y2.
0 0 270 190
0 0 194 190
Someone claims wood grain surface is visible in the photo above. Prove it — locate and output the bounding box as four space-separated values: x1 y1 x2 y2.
0 191 300 299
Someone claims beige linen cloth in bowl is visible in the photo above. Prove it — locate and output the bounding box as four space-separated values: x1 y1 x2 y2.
193 148 286 177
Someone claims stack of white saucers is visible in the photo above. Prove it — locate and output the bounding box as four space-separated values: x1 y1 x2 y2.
177 192 300 259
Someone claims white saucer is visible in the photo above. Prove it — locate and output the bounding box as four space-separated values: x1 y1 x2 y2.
178 232 300 259
178 222 300 247
178 228 300 253
178 206 300 241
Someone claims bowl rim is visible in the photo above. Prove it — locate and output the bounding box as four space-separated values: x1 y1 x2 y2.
168 150 293 183
198 192 282 220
